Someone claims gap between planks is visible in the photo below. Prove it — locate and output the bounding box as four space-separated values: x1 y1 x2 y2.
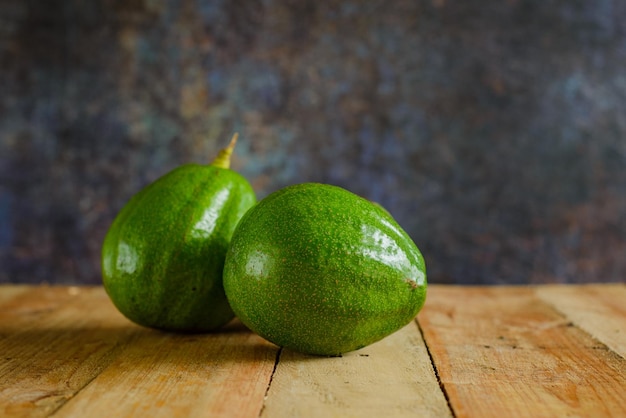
258 347 283 418
416 317 457 418
1 286 451 418
418 284 626 418
4 284 623 418
534 284 626 360
259 319 452 418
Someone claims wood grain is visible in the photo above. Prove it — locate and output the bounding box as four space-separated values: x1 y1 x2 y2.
53 320 278 418
0 286 139 418
0 285 30 305
536 284 626 359
418 286 626 418
261 321 452 418
1 284 625 418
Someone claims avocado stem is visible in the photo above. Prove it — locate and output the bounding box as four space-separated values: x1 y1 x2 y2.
211 133 238 169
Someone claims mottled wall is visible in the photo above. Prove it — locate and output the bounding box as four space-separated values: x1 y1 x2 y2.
1 0 625 285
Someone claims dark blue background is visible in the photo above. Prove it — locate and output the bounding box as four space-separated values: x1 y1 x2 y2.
1 0 625 284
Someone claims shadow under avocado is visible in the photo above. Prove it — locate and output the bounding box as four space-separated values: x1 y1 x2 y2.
0 317 279 375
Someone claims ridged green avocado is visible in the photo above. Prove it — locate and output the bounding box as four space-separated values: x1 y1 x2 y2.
102 136 256 332
223 183 426 355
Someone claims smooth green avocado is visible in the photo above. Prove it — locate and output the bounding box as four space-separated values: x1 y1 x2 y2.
223 183 426 355
102 135 256 332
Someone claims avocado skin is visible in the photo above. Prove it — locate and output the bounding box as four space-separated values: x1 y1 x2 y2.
102 164 256 332
224 183 426 355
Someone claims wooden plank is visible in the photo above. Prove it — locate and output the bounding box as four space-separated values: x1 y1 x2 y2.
418 286 626 418
3 284 624 417
0 285 31 305
54 319 278 418
261 321 452 418
536 284 626 359
0 286 139 418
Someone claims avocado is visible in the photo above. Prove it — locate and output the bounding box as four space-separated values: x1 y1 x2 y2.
223 183 426 355
102 135 256 332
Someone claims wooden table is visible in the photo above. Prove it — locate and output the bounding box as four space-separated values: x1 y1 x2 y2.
1 284 624 417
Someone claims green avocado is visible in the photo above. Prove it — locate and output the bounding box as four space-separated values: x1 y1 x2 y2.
223 183 427 355
102 135 256 332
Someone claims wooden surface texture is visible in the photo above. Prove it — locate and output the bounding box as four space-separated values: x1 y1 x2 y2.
0 284 624 417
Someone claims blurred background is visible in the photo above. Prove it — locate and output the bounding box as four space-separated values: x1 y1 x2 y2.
1 0 625 285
